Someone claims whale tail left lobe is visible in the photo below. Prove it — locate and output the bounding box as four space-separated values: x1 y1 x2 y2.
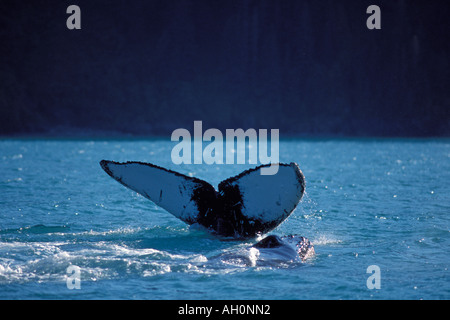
100 160 216 225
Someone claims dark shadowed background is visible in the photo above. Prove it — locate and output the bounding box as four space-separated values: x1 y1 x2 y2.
0 0 448 137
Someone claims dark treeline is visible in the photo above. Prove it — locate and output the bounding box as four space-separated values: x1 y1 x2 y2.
0 0 448 137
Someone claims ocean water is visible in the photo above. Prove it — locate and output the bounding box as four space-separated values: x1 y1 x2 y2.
0 138 449 300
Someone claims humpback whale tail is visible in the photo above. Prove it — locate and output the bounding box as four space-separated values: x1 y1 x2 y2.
100 160 305 239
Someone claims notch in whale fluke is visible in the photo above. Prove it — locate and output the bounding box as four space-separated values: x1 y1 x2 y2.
100 160 305 238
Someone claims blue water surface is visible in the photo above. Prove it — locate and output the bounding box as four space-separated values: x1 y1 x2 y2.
0 138 449 299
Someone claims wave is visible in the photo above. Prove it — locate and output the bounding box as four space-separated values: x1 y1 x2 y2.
0 224 70 235
0 238 210 285
0 228 311 286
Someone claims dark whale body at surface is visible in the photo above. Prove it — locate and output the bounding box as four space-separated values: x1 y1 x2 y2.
252 235 315 261
213 235 315 267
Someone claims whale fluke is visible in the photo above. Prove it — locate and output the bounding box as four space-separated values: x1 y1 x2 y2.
100 160 305 238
